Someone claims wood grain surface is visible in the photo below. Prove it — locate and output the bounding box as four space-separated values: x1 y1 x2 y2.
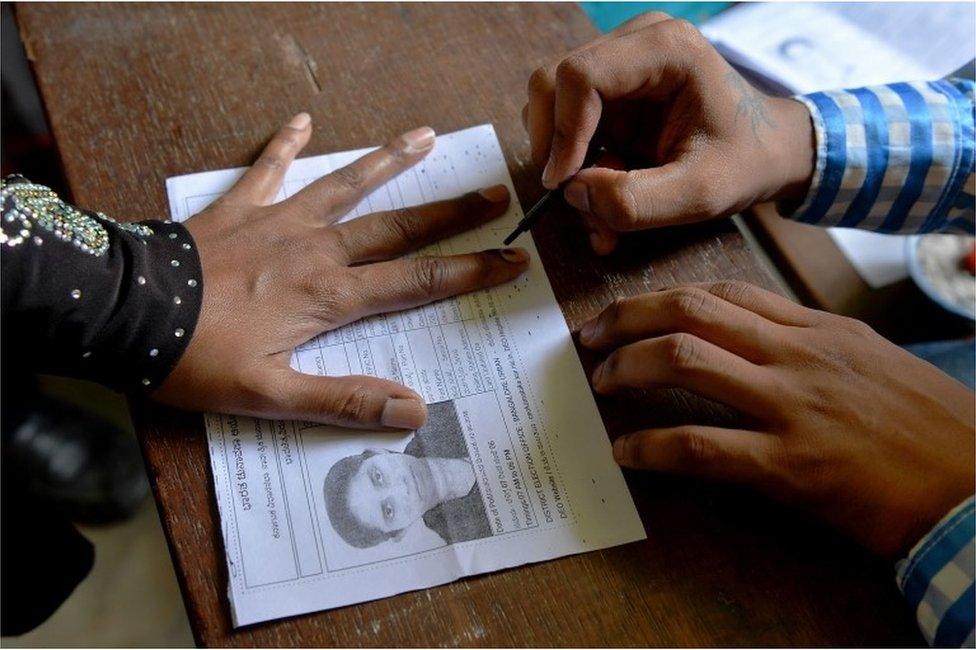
17 3 923 646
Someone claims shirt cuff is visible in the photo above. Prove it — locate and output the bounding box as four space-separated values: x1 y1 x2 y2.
789 79 975 235
896 496 975 647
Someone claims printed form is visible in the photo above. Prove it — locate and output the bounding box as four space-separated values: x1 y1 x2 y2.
165 125 645 627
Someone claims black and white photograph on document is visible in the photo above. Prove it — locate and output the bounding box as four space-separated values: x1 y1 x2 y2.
318 399 494 569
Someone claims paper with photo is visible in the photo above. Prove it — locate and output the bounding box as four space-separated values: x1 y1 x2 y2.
165 125 646 627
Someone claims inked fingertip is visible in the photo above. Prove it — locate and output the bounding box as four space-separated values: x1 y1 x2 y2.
498 247 529 264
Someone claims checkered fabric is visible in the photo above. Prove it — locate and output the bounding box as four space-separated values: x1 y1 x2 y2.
792 78 975 647
896 497 975 647
792 78 975 234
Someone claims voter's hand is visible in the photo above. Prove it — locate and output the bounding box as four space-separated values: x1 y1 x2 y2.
154 114 528 429
581 282 975 558
523 12 815 254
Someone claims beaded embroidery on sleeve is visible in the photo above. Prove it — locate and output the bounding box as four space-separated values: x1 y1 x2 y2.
1 178 153 254
1 175 203 393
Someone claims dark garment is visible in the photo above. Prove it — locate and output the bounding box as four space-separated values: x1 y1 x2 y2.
1 175 203 392
403 400 492 545
0 176 204 634
1 471 94 636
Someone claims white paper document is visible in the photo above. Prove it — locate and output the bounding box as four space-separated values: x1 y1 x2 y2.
165 125 646 627
701 3 974 95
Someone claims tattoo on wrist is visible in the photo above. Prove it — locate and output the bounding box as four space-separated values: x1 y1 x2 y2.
726 71 776 141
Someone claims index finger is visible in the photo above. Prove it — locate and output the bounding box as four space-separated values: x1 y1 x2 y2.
543 19 701 188
287 126 435 224
690 281 822 328
524 12 671 170
579 287 779 365
592 333 777 420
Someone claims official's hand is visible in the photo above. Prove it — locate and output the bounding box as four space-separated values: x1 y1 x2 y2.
523 12 815 254
155 114 528 430
580 282 975 557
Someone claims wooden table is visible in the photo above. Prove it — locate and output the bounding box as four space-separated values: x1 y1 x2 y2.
17 3 923 646
746 204 974 345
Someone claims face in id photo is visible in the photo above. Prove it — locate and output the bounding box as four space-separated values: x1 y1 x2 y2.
322 400 493 563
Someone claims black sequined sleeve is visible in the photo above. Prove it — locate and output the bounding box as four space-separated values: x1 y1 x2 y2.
1 175 203 393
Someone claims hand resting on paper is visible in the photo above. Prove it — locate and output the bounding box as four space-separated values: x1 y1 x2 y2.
154 114 529 430
527 7 976 561
531 8 976 643
580 282 975 558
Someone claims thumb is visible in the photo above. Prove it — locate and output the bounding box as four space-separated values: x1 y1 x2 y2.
576 151 624 255
274 371 427 429
563 162 720 232
580 212 619 256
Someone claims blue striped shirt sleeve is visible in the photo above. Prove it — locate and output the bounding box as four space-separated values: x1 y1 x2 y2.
791 79 975 235
896 496 975 647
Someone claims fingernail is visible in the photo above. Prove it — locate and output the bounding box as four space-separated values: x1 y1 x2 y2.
591 361 607 388
612 436 627 463
579 318 598 344
564 181 589 212
541 157 557 189
589 232 604 252
479 184 510 203
381 398 427 429
498 247 529 264
288 112 311 130
402 126 435 152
